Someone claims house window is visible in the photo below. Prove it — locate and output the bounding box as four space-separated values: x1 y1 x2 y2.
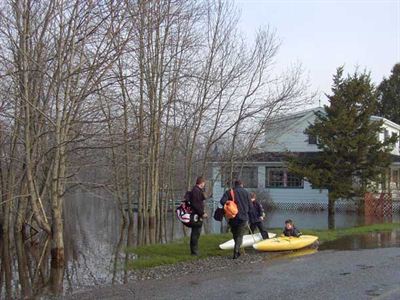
266 167 303 188
384 129 389 141
267 168 284 187
221 166 258 188
287 172 303 187
308 134 317 145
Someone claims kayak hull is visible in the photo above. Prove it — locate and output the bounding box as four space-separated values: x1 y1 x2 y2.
219 232 277 250
253 235 318 252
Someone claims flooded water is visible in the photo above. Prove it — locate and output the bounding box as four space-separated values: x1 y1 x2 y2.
0 191 399 299
319 230 400 251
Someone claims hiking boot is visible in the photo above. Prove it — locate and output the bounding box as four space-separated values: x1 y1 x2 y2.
233 252 241 259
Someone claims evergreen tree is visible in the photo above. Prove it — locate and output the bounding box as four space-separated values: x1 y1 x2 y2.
377 63 400 124
289 67 398 228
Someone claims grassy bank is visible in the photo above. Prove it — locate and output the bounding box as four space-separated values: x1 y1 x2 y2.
127 223 400 270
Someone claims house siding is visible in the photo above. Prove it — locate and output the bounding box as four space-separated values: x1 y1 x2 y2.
378 122 400 156
264 113 320 153
212 165 328 208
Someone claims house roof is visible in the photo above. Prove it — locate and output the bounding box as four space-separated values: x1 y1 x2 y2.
244 151 319 162
211 152 400 164
370 116 400 131
210 152 319 164
264 107 324 140
269 107 324 126
270 107 400 130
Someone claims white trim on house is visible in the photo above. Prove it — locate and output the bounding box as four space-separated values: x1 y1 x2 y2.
370 116 400 131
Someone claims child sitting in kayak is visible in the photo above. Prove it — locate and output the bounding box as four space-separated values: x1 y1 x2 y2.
248 192 269 239
283 219 302 237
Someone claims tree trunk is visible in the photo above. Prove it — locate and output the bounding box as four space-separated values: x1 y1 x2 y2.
15 232 32 299
1 235 12 299
328 192 336 229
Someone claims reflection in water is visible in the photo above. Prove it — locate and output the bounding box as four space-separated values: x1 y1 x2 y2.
319 230 400 251
0 191 399 298
262 248 318 262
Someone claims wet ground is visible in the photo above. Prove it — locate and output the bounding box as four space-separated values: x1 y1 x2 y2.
64 230 400 300
65 247 400 300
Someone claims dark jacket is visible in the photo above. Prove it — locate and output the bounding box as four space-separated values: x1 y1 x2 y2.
219 186 252 222
191 185 206 216
283 226 301 237
249 200 265 224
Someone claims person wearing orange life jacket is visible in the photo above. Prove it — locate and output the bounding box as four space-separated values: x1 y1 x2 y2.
219 179 253 259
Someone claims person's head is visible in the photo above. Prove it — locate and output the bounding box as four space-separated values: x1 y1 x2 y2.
196 176 206 189
250 192 256 202
285 219 294 230
233 179 243 188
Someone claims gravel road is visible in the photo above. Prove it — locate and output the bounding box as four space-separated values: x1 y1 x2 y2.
64 247 400 300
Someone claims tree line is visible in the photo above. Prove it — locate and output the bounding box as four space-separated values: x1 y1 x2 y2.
0 0 310 264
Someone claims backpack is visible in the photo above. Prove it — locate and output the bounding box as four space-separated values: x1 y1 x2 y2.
176 191 202 227
224 189 238 219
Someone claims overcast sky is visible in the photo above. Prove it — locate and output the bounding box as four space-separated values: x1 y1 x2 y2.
235 0 400 106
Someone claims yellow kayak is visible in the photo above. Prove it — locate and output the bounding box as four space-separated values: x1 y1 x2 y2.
253 235 318 252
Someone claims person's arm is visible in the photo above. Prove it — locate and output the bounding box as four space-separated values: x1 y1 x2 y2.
247 193 253 218
219 190 231 206
293 227 302 237
191 188 205 216
257 202 265 219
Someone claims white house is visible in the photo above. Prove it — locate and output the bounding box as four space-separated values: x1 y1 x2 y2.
211 107 400 211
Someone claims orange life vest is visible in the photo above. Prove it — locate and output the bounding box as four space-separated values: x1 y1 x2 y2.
224 189 238 219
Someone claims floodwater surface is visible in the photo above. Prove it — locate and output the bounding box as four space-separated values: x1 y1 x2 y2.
319 230 400 251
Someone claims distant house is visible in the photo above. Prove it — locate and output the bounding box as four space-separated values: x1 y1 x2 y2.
211 107 400 211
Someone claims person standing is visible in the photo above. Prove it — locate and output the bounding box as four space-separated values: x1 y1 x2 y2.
220 179 252 259
189 176 208 256
249 192 269 239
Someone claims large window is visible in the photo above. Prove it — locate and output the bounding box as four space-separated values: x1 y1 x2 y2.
267 168 284 187
266 167 303 188
221 166 258 188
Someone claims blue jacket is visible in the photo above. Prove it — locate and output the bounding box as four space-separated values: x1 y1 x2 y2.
249 201 265 224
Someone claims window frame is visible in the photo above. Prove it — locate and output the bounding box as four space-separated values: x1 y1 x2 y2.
265 167 304 189
221 166 258 188
308 134 317 145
